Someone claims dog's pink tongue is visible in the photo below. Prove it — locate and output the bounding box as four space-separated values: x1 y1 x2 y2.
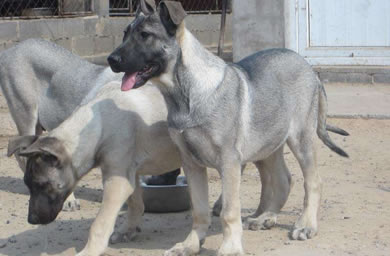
121 72 137 91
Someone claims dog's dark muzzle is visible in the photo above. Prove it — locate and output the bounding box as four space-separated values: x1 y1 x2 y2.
28 209 57 225
28 212 41 224
27 194 63 225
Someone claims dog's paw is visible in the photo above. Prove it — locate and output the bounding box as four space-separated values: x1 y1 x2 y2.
290 227 317 240
217 241 244 256
163 243 195 256
244 211 277 231
217 252 244 256
62 198 81 212
110 227 141 244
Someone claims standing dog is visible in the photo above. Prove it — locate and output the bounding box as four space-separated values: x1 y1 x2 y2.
0 39 122 210
108 1 349 255
7 82 183 256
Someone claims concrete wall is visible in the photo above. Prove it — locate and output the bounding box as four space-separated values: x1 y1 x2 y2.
0 14 232 65
232 0 284 61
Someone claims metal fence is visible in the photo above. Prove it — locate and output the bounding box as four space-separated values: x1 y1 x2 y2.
109 0 231 16
0 0 230 19
0 0 93 19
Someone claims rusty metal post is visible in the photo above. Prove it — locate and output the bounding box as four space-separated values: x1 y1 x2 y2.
217 0 227 57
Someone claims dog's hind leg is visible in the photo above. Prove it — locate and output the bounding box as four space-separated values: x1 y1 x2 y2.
10 107 40 173
77 175 134 256
164 159 209 256
287 129 321 240
245 145 292 231
0 71 44 171
110 176 144 244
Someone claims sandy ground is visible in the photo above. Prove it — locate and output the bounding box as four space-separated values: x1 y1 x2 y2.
0 118 389 256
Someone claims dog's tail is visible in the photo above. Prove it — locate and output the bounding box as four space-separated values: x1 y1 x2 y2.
317 83 349 157
326 124 349 136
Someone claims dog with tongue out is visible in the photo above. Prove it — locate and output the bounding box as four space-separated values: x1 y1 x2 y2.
107 0 165 92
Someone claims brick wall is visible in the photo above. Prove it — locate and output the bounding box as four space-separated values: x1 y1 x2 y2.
0 14 232 65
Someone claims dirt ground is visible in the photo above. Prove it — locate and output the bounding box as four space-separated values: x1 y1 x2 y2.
0 118 389 256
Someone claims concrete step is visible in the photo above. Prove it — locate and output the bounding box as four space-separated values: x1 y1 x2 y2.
325 83 390 119
314 66 390 85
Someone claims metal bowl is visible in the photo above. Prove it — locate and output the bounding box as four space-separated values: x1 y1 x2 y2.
141 176 191 213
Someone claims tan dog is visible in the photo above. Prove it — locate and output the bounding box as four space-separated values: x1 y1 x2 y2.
8 83 181 256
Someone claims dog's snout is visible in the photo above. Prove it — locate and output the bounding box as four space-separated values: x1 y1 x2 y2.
28 212 39 224
107 54 122 72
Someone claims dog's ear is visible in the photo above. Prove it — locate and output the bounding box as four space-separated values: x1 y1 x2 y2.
139 0 156 15
7 135 39 157
158 1 187 36
19 137 67 166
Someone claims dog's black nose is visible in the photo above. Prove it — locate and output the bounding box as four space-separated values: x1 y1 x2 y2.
107 54 122 72
28 213 39 224
108 54 121 64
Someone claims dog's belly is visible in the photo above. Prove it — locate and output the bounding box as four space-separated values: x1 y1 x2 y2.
241 124 290 163
170 120 290 168
243 133 289 163
137 157 181 176
135 140 182 176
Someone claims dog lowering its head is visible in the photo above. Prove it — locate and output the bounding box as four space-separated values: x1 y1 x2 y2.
8 136 75 224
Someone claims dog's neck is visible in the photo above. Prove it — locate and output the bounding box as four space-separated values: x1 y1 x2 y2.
50 107 101 179
154 24 227 130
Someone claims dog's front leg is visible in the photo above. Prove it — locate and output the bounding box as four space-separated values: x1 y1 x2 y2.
164 160 209 256
110 175 144 244
76 175 134 256
218 161 244 256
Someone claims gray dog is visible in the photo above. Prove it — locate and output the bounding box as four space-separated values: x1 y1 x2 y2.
0 39 121 210
107 1 348 255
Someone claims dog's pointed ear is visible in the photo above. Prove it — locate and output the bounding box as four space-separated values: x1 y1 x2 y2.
158 1 187 36
139 0 156 15
19 137 66 166
7 135 39 157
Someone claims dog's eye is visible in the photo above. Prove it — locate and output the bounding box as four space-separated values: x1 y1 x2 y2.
41 154 58 166
140 31 150 39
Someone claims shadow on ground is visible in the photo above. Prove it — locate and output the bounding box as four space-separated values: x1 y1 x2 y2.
0 176 102 203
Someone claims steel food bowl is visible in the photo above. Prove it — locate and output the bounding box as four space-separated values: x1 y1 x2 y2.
141 176 191 213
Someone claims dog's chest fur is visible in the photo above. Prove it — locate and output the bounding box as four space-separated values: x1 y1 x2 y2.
169 127 221 168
